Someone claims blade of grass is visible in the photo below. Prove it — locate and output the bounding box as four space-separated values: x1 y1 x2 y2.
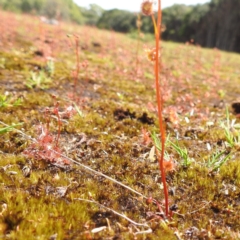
0 123 23 134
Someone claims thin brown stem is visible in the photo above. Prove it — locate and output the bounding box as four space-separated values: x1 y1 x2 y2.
53 101 61 148
74 37 80 100
135 15 141 77
135 34 140 77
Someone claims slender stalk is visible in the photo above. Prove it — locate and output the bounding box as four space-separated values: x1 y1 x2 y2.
54 101 61 148
152 0 169 217
135 31 140 77
74 37 80 100
135 15 141 77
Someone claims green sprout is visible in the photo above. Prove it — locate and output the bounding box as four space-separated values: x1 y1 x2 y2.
73 102 84 117
0 123 23 134
220 107 240 148
168 139 193 168
151 132 171 159
0 57 6 68
206 150 231 171
0 94 22 108
26 71 52 89
46 59 55 77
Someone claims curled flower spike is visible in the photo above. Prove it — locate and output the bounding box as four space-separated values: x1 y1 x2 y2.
145 47 160 62
141 0 154 16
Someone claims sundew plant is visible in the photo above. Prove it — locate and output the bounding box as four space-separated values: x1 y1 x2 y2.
0 2 240 239
141 0 169 217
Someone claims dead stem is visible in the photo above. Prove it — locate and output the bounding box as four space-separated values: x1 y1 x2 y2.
74 35 80 100
188 201 211 215
74 198 150 228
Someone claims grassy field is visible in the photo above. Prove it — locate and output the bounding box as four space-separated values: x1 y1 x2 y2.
0 10 240 239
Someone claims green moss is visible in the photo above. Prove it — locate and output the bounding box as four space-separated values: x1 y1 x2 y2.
220 159 240 184
1 10 240 239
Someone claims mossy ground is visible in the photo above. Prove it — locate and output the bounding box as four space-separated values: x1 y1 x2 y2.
0 10 240 239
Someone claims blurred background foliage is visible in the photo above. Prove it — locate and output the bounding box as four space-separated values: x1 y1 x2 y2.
0 0 239 52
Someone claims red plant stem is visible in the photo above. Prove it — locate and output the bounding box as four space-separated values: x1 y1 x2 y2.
39 19 44 54
45 107 50 135
135 34 140 77
54 102 61 148
135 15 141 78
74 37 80 99
153 0 169 217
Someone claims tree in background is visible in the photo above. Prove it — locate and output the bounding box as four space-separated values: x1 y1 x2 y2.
64 0 84 24
81 4 104 25
97 9 136 33
0 0 84 24
180 3 210 42
161 4 193 42
0 0 22 13
0 0 239 53
194 0 240 52
42 0 62 19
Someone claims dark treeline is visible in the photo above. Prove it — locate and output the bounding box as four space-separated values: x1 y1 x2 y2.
96 0 240 53
0 0 239 53
193 0 240 53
